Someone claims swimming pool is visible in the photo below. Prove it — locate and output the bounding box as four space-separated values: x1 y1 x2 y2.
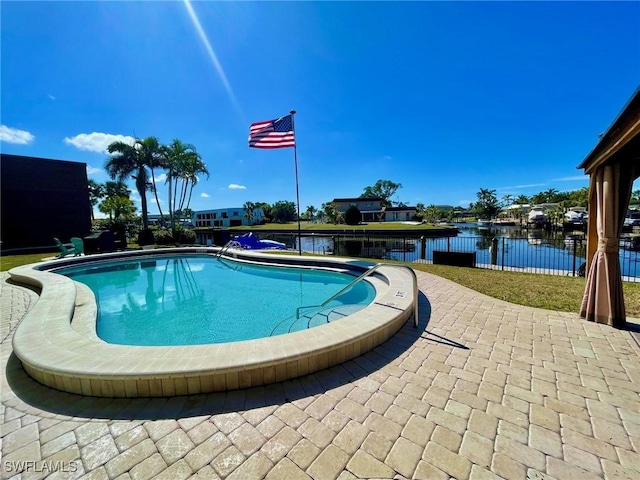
10 248 418 397
55 255 376 345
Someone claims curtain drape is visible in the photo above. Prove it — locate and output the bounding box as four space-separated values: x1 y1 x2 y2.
580 162 638 327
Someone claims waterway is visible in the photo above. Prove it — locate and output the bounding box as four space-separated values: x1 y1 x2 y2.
270 223 639 280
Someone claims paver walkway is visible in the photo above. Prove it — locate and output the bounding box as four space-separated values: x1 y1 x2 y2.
1 270 639 479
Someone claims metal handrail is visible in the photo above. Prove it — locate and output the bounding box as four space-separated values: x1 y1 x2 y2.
319 264 384 308
394 264 419 328
295 263 419 328
293 264 383 320
214 240 239 259
272 264 419 336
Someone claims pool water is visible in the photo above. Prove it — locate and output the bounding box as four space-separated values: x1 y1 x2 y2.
56 255 375 346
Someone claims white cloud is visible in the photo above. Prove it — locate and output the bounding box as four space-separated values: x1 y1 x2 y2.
154 173 167 183
458 200 473 206
200 192 210 198
0 125 35 144
228 184 246 190
497 183 547 191
48 94 55 101
86 166 103 175
552 175 587 182
64 132 135 153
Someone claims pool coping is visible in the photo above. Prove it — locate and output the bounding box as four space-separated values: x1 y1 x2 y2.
9 247 417 397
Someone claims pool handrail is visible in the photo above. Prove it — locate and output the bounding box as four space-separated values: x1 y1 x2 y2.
214 240 237 259
296 263 419 328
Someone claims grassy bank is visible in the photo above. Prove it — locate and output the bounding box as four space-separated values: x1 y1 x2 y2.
2 251 639 318
410 262 640 318
226 221 451 232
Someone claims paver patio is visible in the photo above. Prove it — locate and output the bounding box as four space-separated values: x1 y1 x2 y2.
1 270 639 479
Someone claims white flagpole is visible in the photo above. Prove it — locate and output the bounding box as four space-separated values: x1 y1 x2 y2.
290 110 302 255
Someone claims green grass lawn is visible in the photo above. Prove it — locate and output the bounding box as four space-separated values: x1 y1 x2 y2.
2 250 639 318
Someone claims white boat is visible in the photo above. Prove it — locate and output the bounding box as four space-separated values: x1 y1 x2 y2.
527 208 547 225
564 207 587 223
624 210 640 227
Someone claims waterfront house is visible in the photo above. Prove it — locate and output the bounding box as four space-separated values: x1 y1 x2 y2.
332 197 418 223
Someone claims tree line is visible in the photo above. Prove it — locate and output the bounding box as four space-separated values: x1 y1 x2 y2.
89 136 209 244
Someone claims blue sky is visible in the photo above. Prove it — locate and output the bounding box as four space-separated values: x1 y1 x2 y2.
2 1 639 217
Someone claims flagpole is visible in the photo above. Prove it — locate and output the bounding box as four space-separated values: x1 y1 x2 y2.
290 109 302 255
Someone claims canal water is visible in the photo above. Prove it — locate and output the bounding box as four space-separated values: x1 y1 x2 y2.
276 223 639 280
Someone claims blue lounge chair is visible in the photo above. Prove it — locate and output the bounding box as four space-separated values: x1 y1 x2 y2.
54 238 76 258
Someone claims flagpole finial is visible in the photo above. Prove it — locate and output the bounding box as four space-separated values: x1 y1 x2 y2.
290 110 296 115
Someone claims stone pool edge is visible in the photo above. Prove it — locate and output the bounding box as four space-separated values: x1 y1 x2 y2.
9 248 417 397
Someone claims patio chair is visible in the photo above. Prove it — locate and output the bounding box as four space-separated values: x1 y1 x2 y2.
70 237 85 256
54 238 77 258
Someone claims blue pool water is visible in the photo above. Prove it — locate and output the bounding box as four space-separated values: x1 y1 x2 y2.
55 255 375 346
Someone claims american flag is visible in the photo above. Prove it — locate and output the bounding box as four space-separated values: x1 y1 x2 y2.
248 114 295 149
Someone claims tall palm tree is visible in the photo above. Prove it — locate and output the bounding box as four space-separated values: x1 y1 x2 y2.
162 139 208 232
181 155 209 214
105 136 162 230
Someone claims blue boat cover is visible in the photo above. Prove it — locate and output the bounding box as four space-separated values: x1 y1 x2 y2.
234 232 287 250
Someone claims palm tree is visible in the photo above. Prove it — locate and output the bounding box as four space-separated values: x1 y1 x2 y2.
162 139 209 233
543 188 559 203
243 201 256 225
98 196 136 222
105 136 162 230
88 179 105 221
305 205 317 223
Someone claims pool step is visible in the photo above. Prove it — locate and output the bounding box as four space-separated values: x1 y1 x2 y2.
270 304 365 336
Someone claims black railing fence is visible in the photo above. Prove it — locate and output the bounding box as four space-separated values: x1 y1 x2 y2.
263 233 640 283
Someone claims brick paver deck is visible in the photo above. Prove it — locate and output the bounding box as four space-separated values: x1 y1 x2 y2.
1 271 639 479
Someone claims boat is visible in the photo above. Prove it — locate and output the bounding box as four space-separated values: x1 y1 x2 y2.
563 207 587 231
493 219 517 226
527 207 548 226
624 210 640 228
232 233 287 250
477 219 492 227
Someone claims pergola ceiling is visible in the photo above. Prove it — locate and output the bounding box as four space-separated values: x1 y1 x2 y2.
578 86 640 176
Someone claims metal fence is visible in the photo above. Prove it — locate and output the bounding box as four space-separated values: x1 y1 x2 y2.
263 233 640 283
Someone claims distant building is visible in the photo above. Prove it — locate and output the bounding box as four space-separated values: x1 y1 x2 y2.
1 154 92 252
148 207 265 229
332 197 418 222
383 206 418 222
194 207 264 228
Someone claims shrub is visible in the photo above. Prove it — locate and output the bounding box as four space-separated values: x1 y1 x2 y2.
345 205 361 225
152 228 174 245
175 228 196 244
